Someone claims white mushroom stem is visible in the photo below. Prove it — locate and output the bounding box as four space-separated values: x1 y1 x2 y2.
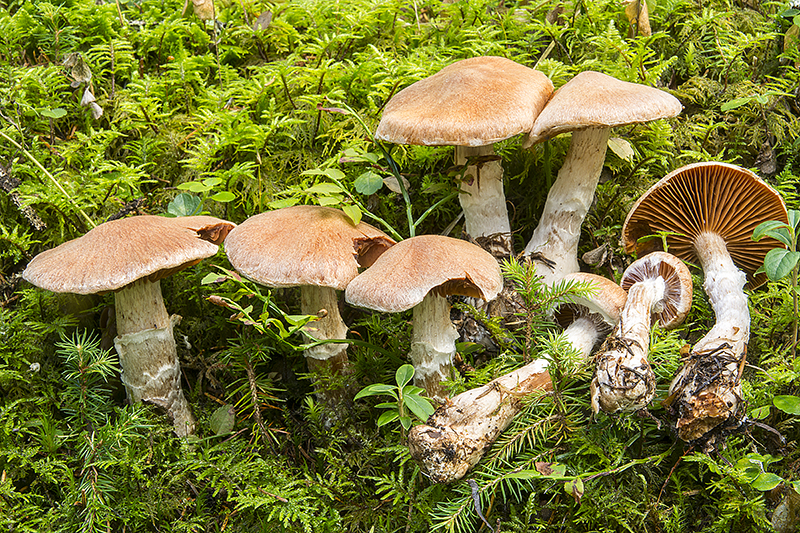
523 127 611 284
455 145 514 256
408 314 603 484
591 277 664 414
113 278 196 437
410 293 459 403
668 231 749 442
300 285 349 374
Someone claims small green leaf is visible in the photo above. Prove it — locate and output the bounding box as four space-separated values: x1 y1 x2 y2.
399 416 412 430
564 478 584 503
353 171 384 195
763 249 800 281
268 197 299 209
354 383 397 400
341 204 362 225
752 220 792 245
201 272 226 285
789 209 800 232
505 470 543 480
377 411 399 427
302 168 346 181
721 96 753 111
316 195 343 206
210 191 235 202
40 107 67 119
751 473 783 491
403 393 435 421
203 177 223 188
167 193 202 217
749 405 771 419
306 183 343 195
774 395 800 415
395 364 415 388
209 404 236 435
177 181 211 193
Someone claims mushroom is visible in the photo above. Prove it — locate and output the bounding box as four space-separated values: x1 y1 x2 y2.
22 215 235 436
623 161 788 443
590 251 693 414
376 56 553 257
522 71 683 283
223 205 395 399
407 272 626 483
345 235 503 402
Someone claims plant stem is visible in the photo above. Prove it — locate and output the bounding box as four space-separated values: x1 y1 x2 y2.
0 131 96 229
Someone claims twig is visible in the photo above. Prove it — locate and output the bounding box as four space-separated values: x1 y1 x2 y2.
0 130 95 229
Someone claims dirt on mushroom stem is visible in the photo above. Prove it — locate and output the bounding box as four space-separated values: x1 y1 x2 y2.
667 231 750 444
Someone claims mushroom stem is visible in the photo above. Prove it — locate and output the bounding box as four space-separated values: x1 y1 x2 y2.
113 278 196 437
300 285 350 376
410 293 459 402
668 231 749 442
455 145 514 256
591 278 663 413
523 127 611 283
408 317 602 484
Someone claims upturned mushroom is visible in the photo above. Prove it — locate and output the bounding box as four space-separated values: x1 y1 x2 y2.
224 205 395 399
590 251 693 414
376 56 553 257
23 215 235 437
522 71 683 283
345 235 502 402
623 162 788 443
407 272 626 483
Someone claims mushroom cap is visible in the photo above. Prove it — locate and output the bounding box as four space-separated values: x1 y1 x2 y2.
524 71 683 146
23 215 234 295
375 56 554 147
621 251 693 329
345 235 503 313
622 161 788 288
556 272 627 327
224 205 396 290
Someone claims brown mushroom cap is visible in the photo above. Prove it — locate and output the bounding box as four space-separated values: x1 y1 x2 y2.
375 56 554 147
23 215 234 294
622 162 788 288
621 251 693 329
524 71 683 146
555 272 627 328
224 205 396 290
345 235 503 313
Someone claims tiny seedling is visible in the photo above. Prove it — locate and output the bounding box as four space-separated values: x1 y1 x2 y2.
354 364 435 430
752 209 800 356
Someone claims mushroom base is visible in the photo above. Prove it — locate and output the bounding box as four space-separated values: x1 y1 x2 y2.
114 315 196 437
590 278 662 413
667 232 749 443
408 359 552 484
667 341 745 443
